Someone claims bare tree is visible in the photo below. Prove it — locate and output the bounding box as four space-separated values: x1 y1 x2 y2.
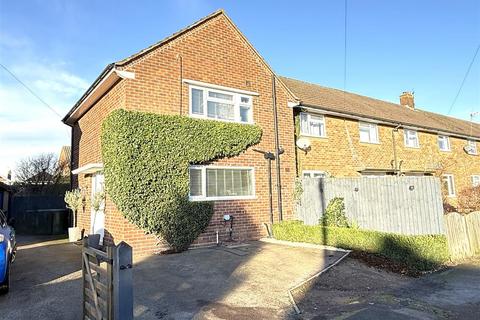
14 153 68 194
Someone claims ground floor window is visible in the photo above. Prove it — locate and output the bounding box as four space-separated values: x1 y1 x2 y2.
302 170 327 178
189 166 255 201
442 174 456 197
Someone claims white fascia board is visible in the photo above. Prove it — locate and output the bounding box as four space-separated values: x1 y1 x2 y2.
182 79 259 96
72 163 104 175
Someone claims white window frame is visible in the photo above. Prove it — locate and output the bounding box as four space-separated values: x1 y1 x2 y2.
472 175 480 187
302 170 327 178
189 84 253 124
467 140 478 155
404 129 420 148
442 174 456 197
359 122 380 144
300 112 327 138
437 135 451 152
189 165 256 201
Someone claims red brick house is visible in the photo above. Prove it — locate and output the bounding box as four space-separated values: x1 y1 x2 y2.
63 10 298 255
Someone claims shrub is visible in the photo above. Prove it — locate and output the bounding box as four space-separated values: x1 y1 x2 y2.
273 221 449 271
101 109 262 251
321 197 350 227
64 189 82 227
457 186 480 213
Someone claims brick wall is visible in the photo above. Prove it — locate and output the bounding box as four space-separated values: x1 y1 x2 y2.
72 13 296 255
297 113 480 204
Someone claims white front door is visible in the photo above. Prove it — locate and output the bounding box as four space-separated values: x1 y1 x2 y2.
91 173 105 244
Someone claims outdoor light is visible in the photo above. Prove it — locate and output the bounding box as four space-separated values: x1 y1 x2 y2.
223 214 231 221
409 185 415 191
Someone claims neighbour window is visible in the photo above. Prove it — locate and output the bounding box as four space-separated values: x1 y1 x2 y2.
189 166 255 200
442 174 456 197
437 135 450 151
472 175 480 187
404 129 419 148
189 85 253 123
466 140 478 155
302 170 327 178
359 122 379 143
300 112 326 137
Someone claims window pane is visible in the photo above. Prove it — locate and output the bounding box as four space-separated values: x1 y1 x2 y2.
207 101 235 121
208 91 233 101
240 106 250 122
191 88 204 114
189 168 203 196
205 168 252 197
241 96 250 103
300 113 309 134
359 128 370 142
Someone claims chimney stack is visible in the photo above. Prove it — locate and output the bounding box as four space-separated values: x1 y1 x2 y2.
400 91 414 109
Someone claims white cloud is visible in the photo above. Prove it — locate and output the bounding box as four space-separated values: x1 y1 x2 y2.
0 35 87 178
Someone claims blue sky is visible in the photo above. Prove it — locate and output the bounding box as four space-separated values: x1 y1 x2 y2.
0 0 479 177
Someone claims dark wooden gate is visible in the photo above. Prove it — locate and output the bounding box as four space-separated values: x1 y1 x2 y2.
82 238 133 320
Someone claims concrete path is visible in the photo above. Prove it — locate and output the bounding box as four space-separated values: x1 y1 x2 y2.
0 236 345 319
297 257 480 320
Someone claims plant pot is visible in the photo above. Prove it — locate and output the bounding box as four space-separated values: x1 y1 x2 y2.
68 227 80 243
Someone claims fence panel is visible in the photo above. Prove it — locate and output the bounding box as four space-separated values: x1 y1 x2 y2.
444 212 480 259
296 176 445 235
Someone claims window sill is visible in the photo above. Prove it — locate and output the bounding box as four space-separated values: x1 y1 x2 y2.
359 141 381 145
300 134 328 139
189 113 254 125
189 195 257 202
439 149 451 153
405 145 420 149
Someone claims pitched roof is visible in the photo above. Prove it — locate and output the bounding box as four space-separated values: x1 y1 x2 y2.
280 76 480 139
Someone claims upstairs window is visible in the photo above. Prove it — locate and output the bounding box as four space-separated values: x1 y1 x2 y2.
404 129 419 148
300 112 326 137
438 135 451 151
359 122 379 143
442 174 456 197
189 85 253 124
466 140 478 155
189 166 255 201
472 175 480 187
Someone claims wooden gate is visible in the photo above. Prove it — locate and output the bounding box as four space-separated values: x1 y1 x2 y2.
82 238 133 320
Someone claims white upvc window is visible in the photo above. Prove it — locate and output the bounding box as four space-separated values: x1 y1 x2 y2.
300 112 326 137
189 85 253 124
189 166 255 201
442 174 456 197
472 175 480 187
404 129 420 148
467 140 478 155
359 122 379 143
302 170 327 178
438 135 451 151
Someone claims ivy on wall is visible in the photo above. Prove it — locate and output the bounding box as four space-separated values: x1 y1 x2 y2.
101 109 262 251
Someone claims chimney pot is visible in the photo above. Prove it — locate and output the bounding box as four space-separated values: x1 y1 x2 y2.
400 91 415 109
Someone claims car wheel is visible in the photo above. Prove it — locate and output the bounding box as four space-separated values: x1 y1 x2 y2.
0 262 10 294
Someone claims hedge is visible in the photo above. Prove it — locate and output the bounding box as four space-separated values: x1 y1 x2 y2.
273 221 450 271
101 109 262 251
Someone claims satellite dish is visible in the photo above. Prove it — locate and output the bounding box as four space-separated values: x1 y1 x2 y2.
296 137 311 150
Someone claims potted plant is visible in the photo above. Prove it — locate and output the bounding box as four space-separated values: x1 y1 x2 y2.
64 189 82 242
89 191 105 247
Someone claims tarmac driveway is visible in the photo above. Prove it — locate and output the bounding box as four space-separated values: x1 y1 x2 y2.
0 236 346 320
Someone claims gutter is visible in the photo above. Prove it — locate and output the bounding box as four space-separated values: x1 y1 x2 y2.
292 103 480 141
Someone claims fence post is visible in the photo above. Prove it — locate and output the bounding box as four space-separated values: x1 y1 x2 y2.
113 241 133 320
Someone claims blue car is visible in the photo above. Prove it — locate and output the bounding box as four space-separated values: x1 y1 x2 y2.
0 209 16 294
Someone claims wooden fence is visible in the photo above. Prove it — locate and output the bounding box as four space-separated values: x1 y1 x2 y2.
444 212 480 260
296 176 445 235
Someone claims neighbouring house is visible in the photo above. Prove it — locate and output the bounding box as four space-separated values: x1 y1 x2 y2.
63 10 297 255
282 77 480 205
58 146 71 177
0 181 11 214
63 9 480 255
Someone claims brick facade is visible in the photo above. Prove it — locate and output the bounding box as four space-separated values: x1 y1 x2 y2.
71 12 297 255
296 112 480 204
